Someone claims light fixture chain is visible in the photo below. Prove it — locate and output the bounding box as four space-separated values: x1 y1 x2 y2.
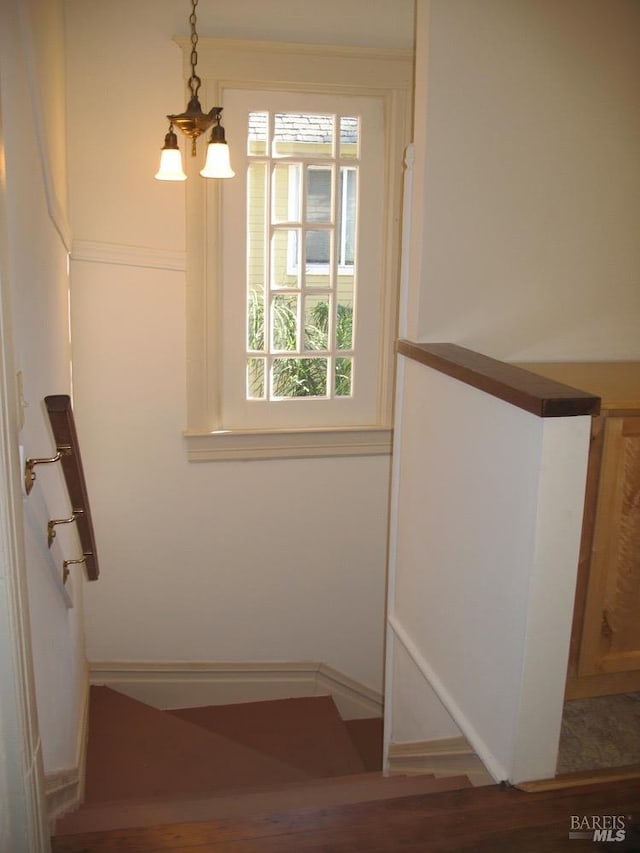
156 0 234 179
188 0 200 99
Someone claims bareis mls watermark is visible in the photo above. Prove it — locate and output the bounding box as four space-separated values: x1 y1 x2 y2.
569 815 627 843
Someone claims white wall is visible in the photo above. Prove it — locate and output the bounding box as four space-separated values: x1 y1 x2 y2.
64 0 414 694
0 0 86 777
390 640 462 744
412 0 640 361
385 0 639 770
387 357 590 782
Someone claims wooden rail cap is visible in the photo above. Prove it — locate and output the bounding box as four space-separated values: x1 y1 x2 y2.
397 341 601 419
44 395 99 580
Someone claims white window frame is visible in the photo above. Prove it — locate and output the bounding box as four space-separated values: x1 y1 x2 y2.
224 90 382 426
181 38 413 461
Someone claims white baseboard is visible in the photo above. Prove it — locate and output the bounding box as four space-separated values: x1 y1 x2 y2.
45 768 81 828
388 737 494 787
388 614 505 782
88 660 383 721
316 664 383 719
45 671 90 824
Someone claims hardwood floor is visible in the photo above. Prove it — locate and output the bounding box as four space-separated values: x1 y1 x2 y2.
52 777 640 852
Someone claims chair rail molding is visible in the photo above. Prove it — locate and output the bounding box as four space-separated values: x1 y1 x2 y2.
71 240 186 273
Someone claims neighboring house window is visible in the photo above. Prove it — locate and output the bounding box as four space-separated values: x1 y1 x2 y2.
183 40 412 460
287 161 356 274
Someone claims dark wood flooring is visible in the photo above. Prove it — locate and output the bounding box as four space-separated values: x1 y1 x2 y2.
52 777 640 852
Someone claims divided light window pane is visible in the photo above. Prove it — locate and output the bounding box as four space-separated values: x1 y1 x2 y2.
246 112 360 401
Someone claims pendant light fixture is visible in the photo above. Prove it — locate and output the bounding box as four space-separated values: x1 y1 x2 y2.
155 0 234 181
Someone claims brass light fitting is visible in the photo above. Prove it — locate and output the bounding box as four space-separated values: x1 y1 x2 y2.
155 0 234 181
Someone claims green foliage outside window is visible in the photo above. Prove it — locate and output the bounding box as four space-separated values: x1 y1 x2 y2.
248 292 353 398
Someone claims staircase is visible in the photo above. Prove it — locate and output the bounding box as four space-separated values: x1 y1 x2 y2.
51 686 471 848
51 688 640 852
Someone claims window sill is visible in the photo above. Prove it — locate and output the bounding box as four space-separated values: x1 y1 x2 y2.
184 426 393 461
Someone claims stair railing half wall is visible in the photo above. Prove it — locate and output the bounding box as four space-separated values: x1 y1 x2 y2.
385 342 600 784
24 394 99 581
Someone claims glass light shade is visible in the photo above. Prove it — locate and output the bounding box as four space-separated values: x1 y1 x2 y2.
200 142 235 178
155 147 187 181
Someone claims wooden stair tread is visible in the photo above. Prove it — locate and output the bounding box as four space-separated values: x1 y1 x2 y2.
83 687 311 804
53 773 470 837
168 695 366 778
55 688 474 843
51 778 640 852
63 769 420 811
345 717 383 771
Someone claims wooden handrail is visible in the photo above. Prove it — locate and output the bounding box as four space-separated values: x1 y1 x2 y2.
397 341 601 419
44 395 99 580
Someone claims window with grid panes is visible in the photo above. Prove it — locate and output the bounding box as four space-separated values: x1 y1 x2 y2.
220 90 386 430
247 112 357 401
183 40 412 459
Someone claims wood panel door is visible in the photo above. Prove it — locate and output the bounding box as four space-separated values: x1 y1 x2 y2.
579 416 640 676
